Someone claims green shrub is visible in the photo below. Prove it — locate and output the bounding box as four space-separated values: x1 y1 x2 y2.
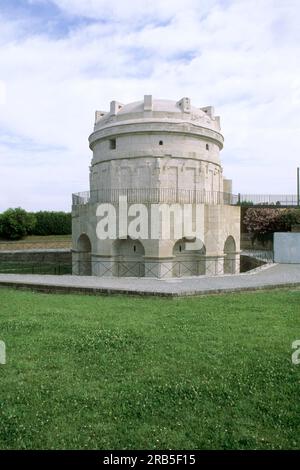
32 211 71 235
237 200 254 206
0 208 36 240
279 209 300 230
243 208 300 246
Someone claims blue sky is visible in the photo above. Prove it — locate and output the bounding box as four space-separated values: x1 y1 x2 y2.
0 0 97 36
0 0 300 211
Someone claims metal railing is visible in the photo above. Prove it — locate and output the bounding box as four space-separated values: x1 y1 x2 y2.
0 253 272 278
0 262 72 275
72 189 237 206
0 259 238 277
237 194 299 206
72 189 300 207
241 250 274 263
72 258 240 278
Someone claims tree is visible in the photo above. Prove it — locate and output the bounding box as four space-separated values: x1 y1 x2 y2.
279 209 300 231
243 208 282 246
33 211 71 235
0 208 36 240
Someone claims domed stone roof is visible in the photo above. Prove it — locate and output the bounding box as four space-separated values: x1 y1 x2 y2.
117 99 206 117
93 96 221 133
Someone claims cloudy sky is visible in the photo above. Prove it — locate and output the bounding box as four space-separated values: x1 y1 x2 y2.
0 0 300 211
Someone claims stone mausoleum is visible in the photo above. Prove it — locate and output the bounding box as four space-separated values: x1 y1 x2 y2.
72 96 240 277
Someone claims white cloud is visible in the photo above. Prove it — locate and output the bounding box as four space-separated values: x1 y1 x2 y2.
49 0 219 22
0 0 300 210
0 81 6 105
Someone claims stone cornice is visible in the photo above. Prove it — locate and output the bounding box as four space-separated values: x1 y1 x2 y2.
91 155 222 169
89 120 224 150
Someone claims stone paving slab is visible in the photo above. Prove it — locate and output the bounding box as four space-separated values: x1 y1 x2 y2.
0 264 300 297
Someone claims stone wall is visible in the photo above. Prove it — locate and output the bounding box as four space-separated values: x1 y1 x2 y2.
274 233 300 263
72 202 240 277
91 156 223 195
0 250 71 264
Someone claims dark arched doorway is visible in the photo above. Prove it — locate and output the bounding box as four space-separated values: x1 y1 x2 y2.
77 233 92 275
113 238 145 277
224 236 236 274
172 238 206 277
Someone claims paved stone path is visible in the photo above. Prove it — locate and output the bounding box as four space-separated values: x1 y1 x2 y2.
0 263 300 297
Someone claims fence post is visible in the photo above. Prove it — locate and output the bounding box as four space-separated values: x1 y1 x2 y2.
297 167 300 207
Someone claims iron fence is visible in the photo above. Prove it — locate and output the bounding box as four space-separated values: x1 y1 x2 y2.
0 262 72 275
72 189 237 206
241 250 274 263
72 258 240 278
0 253 273 278
237 194 299 206
72 189 300 207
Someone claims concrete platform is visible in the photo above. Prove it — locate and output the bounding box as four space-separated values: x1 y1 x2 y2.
0 264 300 297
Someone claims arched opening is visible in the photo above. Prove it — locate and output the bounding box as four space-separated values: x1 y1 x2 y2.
113 238 145 277
224 235 236 274
77 234 92 275
172 238 206 277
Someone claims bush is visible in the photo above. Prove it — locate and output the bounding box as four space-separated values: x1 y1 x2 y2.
279 209 300 231
243 208 300 246
243 208 281 246
238 200 254 206
0 208 36 240
32 211 71 236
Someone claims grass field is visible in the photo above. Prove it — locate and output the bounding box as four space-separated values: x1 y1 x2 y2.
0 235 71 251
0 287 299 450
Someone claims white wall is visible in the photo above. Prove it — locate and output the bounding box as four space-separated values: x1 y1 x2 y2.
274 232 300 263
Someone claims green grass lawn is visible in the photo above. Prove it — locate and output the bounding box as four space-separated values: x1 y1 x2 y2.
0 288 299 450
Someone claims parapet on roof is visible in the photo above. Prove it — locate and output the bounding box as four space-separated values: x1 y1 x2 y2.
94 95 220 132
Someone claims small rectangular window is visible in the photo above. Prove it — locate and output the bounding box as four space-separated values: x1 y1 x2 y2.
109 138 116 149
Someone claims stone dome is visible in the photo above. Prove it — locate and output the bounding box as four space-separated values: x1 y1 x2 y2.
93 95 221 134
117 99 206 117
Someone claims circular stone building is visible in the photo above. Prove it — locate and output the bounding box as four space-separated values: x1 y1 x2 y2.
72 95 240 277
